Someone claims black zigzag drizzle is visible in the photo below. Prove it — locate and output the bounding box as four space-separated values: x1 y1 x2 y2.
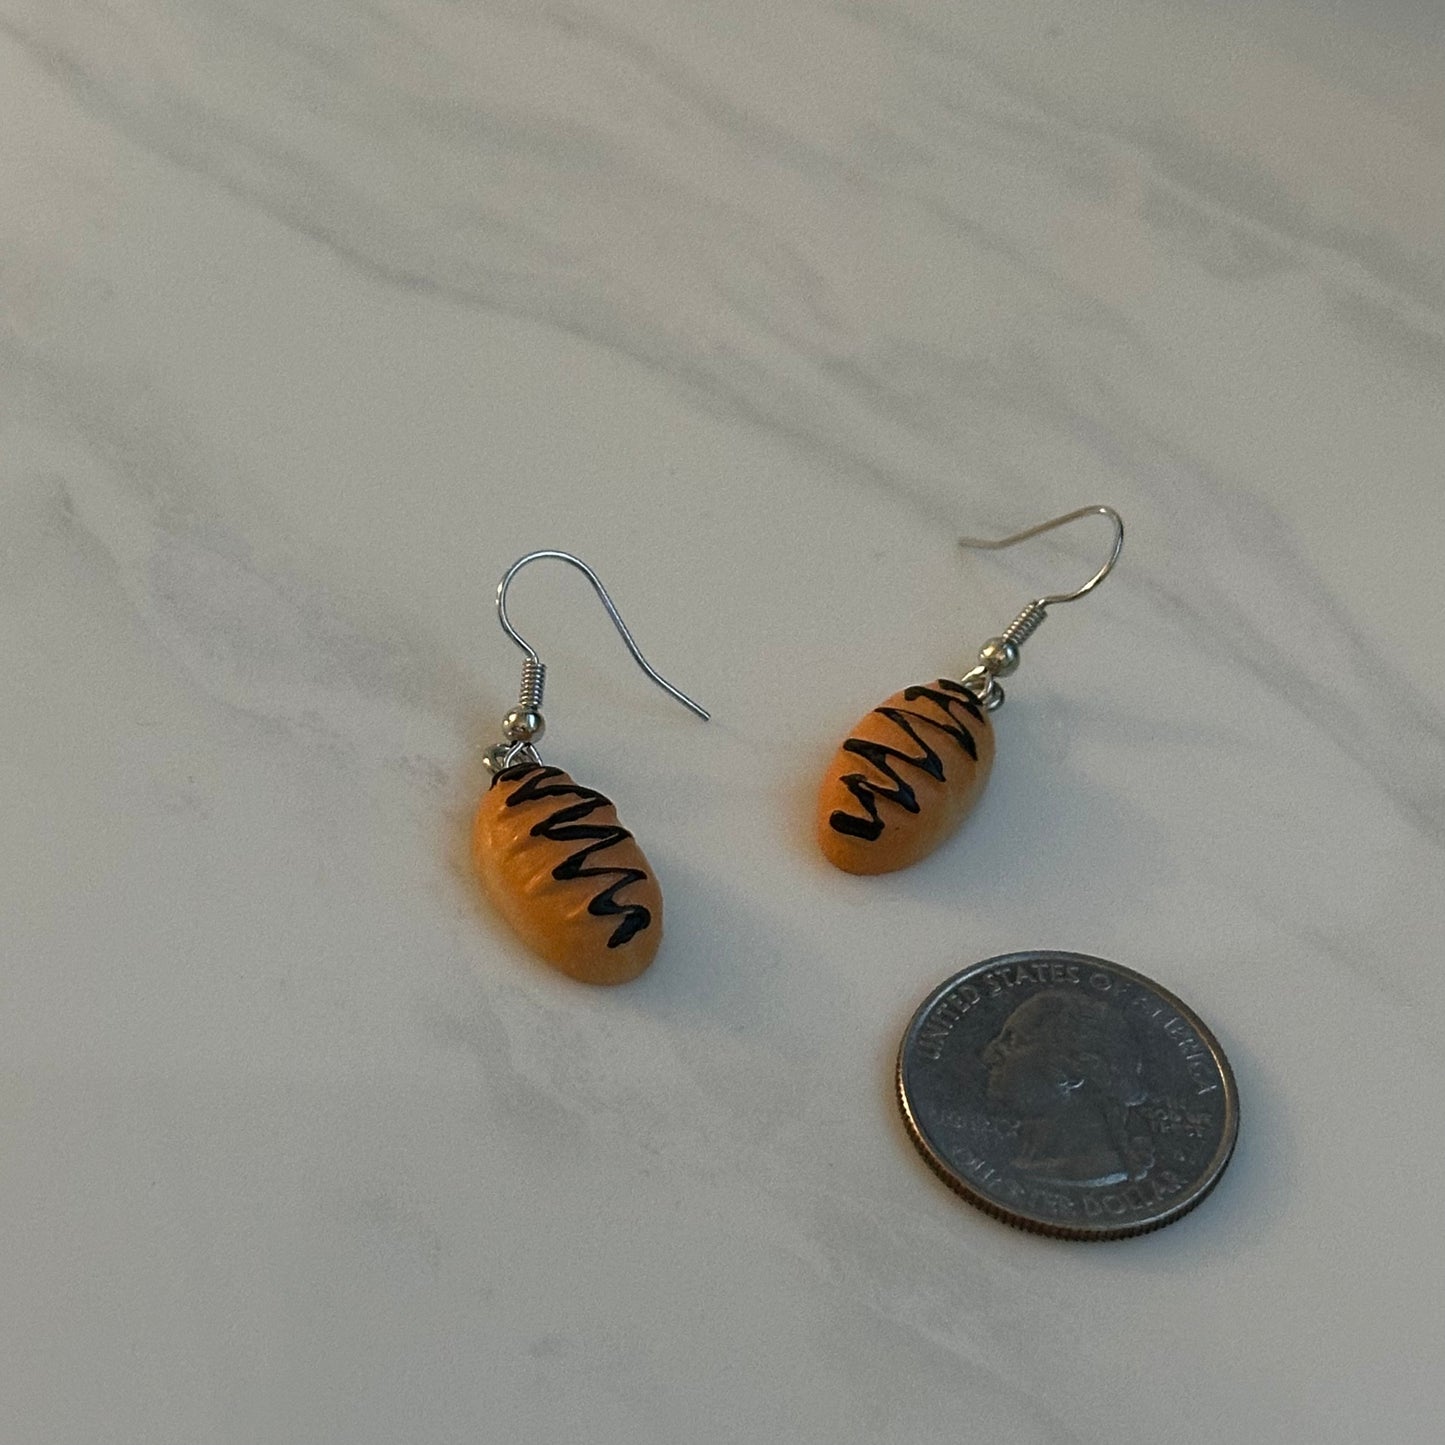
828 679 983 842
497 765 652 948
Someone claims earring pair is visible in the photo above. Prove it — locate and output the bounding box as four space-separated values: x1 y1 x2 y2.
471 508 1123 985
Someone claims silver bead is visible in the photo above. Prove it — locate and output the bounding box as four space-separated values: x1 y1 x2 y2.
977 636 1020 676
502 708 546 742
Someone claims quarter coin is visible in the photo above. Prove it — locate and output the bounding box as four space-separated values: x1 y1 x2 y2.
897 952 1239 1239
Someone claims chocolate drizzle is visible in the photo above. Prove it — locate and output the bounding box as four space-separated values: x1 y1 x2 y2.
828 679 984 842
497 765 652 948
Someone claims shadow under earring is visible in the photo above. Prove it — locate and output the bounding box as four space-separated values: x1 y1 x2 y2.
817 506 1123 874
474 550 709 984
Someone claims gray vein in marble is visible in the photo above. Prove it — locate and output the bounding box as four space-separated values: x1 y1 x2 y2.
0 329 473 754
843 0 1444 313
2 3 1438 836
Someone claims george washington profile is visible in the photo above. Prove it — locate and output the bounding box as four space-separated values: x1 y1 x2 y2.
981 989 1153 1187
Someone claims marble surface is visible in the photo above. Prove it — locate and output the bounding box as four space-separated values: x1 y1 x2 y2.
1 2 1441 1441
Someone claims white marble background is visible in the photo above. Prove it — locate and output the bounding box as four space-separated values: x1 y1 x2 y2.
1 1 1441 1441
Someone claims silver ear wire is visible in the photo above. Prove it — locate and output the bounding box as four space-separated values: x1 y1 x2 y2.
956 505 1124 710
484 550 710 774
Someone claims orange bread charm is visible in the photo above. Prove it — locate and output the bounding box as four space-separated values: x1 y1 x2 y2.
474 763 663 984
818 678 995 874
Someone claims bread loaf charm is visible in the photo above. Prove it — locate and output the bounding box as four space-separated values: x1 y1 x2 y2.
815 506 1124 875
471 549 709 983
475 764 664 984
819 679 995 874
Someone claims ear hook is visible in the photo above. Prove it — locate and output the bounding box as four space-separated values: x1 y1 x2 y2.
958 504 1123 605
487 550 709 774
955 505 1124 710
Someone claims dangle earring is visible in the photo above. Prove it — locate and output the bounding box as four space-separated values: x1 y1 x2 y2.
473 551 709 984
817 505 1123 874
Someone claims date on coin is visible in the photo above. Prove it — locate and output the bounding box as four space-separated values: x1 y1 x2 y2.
897 952 1238 1240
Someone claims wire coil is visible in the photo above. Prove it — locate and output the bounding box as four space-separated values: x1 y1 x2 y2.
518 658 546 712
1000 601 1048 650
